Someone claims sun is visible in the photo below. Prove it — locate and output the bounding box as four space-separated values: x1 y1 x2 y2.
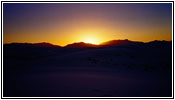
78 32 101 45
84 38 98 44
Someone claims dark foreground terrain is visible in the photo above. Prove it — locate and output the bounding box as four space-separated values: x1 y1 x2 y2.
3 40 172 97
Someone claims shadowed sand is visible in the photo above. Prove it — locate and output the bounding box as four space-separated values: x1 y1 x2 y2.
3 40 172 97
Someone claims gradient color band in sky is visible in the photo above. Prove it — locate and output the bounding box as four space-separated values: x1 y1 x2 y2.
3 3 172 46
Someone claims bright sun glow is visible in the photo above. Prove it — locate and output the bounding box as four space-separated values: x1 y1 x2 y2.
83 37 99 44
84 38 95 44
77 31 102 45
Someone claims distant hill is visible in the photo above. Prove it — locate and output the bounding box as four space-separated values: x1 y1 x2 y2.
146 40 172 47
65 42 98 48
4 42 61 48
99 39 144 47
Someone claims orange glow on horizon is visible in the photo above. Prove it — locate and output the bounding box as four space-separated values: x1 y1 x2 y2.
79 32 101 45
3 3 172 46
83 38 98 44
3 11 172 46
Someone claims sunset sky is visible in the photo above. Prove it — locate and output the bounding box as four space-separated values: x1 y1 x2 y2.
3 3 172 46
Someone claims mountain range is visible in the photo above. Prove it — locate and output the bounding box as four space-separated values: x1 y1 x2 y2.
4 39 172 48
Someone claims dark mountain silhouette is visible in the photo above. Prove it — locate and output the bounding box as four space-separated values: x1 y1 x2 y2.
64 39 144 48
3 39 172 48
65 42 98 48
64 39 172 48
4 42 61 48
99 39 144 47
146 40 172 47
34 42 61 47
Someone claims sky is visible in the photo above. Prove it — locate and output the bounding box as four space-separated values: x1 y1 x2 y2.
3 3 172 46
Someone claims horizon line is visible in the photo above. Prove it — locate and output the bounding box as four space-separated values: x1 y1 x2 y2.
3 39 172 47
